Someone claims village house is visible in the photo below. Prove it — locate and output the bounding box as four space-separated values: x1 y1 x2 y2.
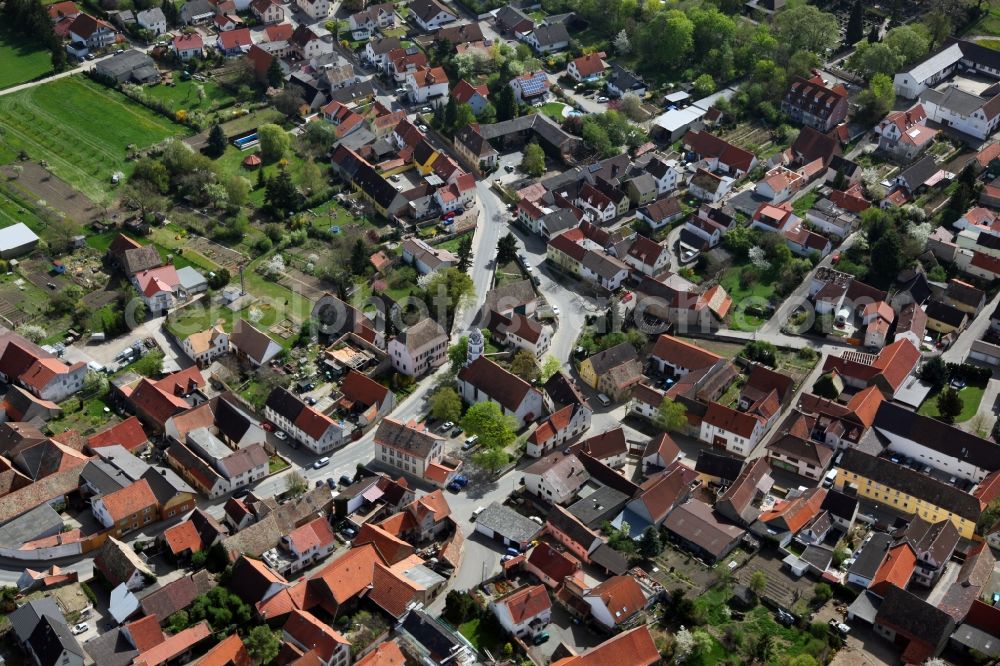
577 342 643 402
456 347 544 429
264 387 348 454
781 74 848 132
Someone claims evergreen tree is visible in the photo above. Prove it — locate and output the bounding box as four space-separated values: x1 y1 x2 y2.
846 1 865 45
206 124 227 158
496 85 518 122
638 526 662 559
266 57 284 89
350 239 367 276
496 233 517 265
444 95 458 132
936 388 964 424
457 234 472 272
264 167 299 216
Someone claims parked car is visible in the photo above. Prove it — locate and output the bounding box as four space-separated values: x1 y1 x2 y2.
828 620 850 636
326 477 337 489
439 421 454 432
450 426 463 437
232 487 251 499
447 481 462 493
339 474 353 486
274 430 287 440
462 435 479 450
71 623 88 635
505 546 520 556
313 457 331 469
532 632 550 646
260 421 274 432
596 393 612 407
340 526 356 538
597 96 609 103
453 475 469 488
471 506 485 520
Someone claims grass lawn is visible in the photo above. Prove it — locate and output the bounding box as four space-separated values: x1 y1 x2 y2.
967 5 1000 37
792 190 817 218
0 76 186 199
269 456 289 474
979 38 1000 50
438 231 472 253
142 79 235 113
540 102 568 121
917 384 986 423
719 266 775 332
0 28 51 90
0 182 52 233
458 618 506 653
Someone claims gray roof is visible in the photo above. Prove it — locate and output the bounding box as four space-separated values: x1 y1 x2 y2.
951 623 1000 657
80 460 130 495
176 266 206 291
10 597 63 644
94 50 156 78
0 503 64 549
531 23 569 46
568 485 630 528
476 501 540 544
873 401 1000 473
27 615 83 666
905 42 965 84
585 342 638 375
897 156 940 190
95 445 149 481
848 532 892 581
135 7 165 24
84 627 138 666
0 223 39 252
478 114 580 152
397 318 446 352
374 418 443 459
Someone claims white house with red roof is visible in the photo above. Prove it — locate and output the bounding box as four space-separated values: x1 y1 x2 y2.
132 265 181 314
452 79 489 115
582 575 649 630
320 101 365 138
567 52 607 82
406 66 449 104
250 0 284 23
751 202 799 234
216 27 252 56
295 0 330 20
47 1 81 22
875 104 937 161
282 609 350 666
268 516 336 574
624 235 669 277
456 355 544 429
755 166 805 203
700 402 766 457
434 172 476 213
526 403 591 457
490 584 551 638
575 183 617 224
68 13 116 50
173 33 203 61
682 130 757 178
264 387 348 454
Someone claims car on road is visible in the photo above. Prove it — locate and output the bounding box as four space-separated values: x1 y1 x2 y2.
596 393 612 407
340 526 356 538
395 88 406 95
305 396 317 406
326 478 337 489
551 305 560 316
504 164 515 172
439 421 454 432
232 487 251 499
418 124 428 132
529 516 543 525
260 421 274 432
274 430 287 440
72 623 88 635
313 457 330 469
505 546 520 556
453 475 469 487
420 106 432 113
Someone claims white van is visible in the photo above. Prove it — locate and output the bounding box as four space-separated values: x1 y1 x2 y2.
313 457 331 469
596 394 612 407
471 506 485 521
822 469 838 488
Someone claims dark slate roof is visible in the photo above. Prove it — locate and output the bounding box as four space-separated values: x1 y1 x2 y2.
546 504 600 551
898 156 939 191
476 502 540 544
567 486 630 528
821 489 858 523
589 542 629 575
27 615 84 666
695 450 744 483
838 448 982 521
84 627 138 666
925 300 968 328
875 585 956 647
848 532 892 581
873 401 1000 474
9 598 62 644
264 387 305 423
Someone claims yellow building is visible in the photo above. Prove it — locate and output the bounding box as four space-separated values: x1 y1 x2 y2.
836 449 981 539
577 342 642 399
546 229 585 277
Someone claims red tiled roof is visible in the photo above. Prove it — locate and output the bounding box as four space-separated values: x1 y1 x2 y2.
551 626 660 666
870 543 916 596
134 621 211 666
163 521 203 556
287 516 335 554
570 52 606 77
587 575 645 625
126 615 166 653
368 562 419 618
194 635 250 666
87 416 149 452
498 584 550 624
174 33 203 50
452 79 488 105
526 542 580 584
845 385 884 429
292 404 335 441
309 543 382 605
340 370 390 408
759 487 826 534
283 610 349 663
650 334 719 370
218 27 252 50
101 478 157 522
354 523 414 565
354 639 406 666
872 339 920 392
703 402 761 439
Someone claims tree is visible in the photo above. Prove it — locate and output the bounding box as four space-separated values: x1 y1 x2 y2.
448 336 468 369
638 10 693 71
936 387 964 424
923 9 952 49
223 175 250 208
350 239 368 276
884 25 930 66
266 56 284 88
443 590 479 625
461 401 517 449
813 583 833 604
132 157 170 194
245 626 280 665
496 233 518 265
443 95 458 131
520 142 545 177
429 387 462 423
614 29 630 54
296 160 326 195
775 5 840 56
619 92 644 121
539 356 561 382
423 268 475 321
257 124 290 163
285 471 308 498
655 398 687 433
691 74 716 99
509 350 539 382
208 268 231 290
473 445 509 473
264 167 300 215
742 340 777 366
846 0 865 45
813 373 841 399
274 87 305 116
189 587 251 633
457 234 473 272
206 124 227 158
870 228 904 282
749 570 767 598
454 103 476 134
496 84 518 122
848 42 902 80
638 526 662 558
920 356 949 387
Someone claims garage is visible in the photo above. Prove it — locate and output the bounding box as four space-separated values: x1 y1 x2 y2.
474 502 541 550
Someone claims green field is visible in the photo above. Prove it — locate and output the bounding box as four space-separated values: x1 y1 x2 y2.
142 79 235 113
0 29 51 90
968 5 1000 37
720 266 775 332
0 76 186 199
917 384 986 423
